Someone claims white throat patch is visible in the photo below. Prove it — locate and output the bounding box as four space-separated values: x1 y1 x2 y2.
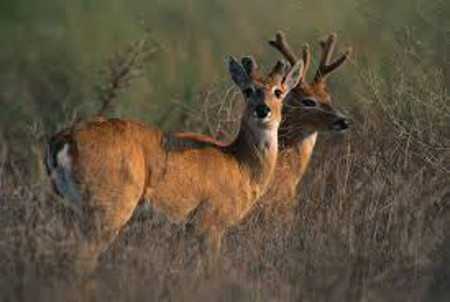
257 128 278 152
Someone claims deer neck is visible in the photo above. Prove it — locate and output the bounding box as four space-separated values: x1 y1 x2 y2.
227 121 278 185
277 130 318 185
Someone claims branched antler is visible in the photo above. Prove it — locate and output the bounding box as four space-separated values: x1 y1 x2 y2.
95 35 158 117
269 31 352 83
314 33 352 82
269 31 299 65
269 31 310 80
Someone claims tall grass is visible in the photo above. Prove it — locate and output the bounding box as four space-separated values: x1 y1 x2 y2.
0 0 449 301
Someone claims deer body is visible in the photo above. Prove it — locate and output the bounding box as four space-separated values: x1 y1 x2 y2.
147 124 278 227
50 117 276 240
46 56 302 273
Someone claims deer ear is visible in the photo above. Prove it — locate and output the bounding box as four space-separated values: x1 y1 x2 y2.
241 56 258 79
228 56 251 91
283 60 304 91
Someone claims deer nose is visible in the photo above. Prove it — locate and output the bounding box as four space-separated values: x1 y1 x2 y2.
254 104 271 119
330 118 350 131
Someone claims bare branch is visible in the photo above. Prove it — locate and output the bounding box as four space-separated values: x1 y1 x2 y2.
95 35 158 117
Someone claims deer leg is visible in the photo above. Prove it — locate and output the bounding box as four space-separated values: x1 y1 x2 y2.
171 224 187 267
197 226 224 275
73 208 119 279
74 193 141 281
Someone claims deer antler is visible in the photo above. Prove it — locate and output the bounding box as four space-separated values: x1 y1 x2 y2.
269 31 299 65
314 33 352 82
268 60 288 80
301 43 311 80
269 31 310 80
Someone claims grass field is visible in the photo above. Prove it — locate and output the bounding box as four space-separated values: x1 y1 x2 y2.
0 0 449 301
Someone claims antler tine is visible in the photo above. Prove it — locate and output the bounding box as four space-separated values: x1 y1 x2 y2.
302 43 311 80
326 47 352 74
268 60 288 80
322 33 337 65
241 56 259 80
268 31 299 66
314 33 352 82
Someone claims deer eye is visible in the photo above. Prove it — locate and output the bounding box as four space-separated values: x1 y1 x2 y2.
301 99 318 107
274 89 283 99
243 87 254 98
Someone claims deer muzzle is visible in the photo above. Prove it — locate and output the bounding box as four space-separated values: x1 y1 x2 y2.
254 104 272 119
329 117 350 132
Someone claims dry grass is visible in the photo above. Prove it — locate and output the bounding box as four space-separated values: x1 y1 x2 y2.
0 40 449 302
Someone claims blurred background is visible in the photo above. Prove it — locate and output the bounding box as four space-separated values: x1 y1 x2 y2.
1 0 449 143
0 0 449 301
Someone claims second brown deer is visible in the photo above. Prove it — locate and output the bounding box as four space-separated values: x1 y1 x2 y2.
179 32 352 224
253 31 352 221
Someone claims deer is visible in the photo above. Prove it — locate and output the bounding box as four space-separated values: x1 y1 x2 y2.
45 56 303 274
178 32 352 225
251 31 352 222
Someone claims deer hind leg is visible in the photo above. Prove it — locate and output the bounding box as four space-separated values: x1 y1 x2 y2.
73 235 126 294
74 208 115 277
73 191 144 281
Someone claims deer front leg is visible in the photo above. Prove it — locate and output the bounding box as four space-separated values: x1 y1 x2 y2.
180 213 224 274
196 226 224 275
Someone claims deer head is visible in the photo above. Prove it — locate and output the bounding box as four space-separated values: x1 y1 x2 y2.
269 32 351 143
228 56 303 136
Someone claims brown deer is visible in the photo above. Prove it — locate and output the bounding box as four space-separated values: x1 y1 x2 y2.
45 56 303 273
253 31 352 221
179 32 352 223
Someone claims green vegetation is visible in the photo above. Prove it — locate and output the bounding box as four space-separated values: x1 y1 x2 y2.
1 0 448 138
